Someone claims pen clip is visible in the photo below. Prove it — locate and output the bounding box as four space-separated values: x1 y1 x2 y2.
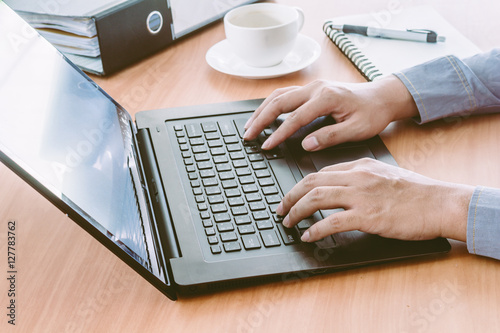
406 29 440 42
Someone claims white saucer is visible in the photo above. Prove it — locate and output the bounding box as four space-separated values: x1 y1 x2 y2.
206 34 321 79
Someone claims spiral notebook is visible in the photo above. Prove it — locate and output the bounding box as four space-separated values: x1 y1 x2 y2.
323 6 481 81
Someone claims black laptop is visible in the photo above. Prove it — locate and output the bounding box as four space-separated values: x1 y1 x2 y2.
0 4 450 300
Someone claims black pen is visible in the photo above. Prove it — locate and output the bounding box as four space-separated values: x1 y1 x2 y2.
329 24 446 43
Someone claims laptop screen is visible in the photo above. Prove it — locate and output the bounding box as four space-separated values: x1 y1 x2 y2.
0 4 166 283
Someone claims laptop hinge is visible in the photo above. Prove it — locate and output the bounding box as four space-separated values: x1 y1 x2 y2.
136 128 181 261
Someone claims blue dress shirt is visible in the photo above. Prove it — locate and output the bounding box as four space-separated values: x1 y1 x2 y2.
394 48 500 260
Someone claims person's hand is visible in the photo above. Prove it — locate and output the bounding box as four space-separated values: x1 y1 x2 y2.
276 158 474 243
243 76 418 151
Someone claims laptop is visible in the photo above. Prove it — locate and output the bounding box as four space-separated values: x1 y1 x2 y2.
0 4 450 300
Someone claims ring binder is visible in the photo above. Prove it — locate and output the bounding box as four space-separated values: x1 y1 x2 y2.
324 21 383 81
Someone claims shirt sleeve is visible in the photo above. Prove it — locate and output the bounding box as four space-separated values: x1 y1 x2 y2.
467 187 500 260
394 48 500 124
394 49 500 260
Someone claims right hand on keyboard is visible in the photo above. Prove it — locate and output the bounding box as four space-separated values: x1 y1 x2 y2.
242 77 418 152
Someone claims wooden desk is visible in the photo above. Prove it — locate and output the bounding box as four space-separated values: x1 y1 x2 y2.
1 0 499 332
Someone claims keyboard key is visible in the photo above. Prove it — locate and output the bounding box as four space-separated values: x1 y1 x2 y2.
242 234 261 250
238 224 255 234
192 145 207 154
245 146 260 154
228 197 245 206
202 178 218 187
193 187 203 195
203 219 213 228
222 180 238 189
262 186 279 195
208 195 224 204
210 147 225 155
231 206 248 216
260 230 281 247
207 139 223 148
252 161 267 170
265 194 282 204
277 224 299 245
205 227 216 236
227 144 242 152
189 138 204 145
248 153 264 162
224 136 239 144
242 184 259 193
214 213 231 223
239 176 255 184
200 211 210 219
195 195 205 203
235 215 252 225
213 155 229 164
219 171 235 180
249 202 266 211
184 158 194 165
256 219 273 230
232 160 248 168
194 153 210 162
220 231 238 242
245 193 262 202
205 186 221 195
253 210 270 220
173 125 183 131
207 236 218 245
216 163 231 172
211 204 228 214
255 169 271 178
211 245 222 254
217 222 235 232
200 169 215 178
205 132 220 140
197 161 213 170
297 217 315 230
218 120 237 136
236 167 252 177
258 178 275 187
230 152 245 160
185 123 202 138
197 203 208 211
225 188 241 197
202 122 218 133
178 137 187 144
223 241 242 252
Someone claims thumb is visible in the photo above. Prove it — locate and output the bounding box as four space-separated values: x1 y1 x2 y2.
301 122 354 151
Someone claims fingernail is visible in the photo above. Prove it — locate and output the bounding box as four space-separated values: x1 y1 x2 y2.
261 137 272 150
276 202 283 216
282 215 289 227
243 130 250 140
301 230 310 242
302 136 319 151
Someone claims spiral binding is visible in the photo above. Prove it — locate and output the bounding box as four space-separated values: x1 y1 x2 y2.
323 21 384 81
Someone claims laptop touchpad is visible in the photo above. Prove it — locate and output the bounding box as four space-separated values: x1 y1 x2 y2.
308 145 375 171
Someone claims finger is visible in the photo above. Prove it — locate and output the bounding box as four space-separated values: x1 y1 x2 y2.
277 171 353 216
244 86 297 130
244 87 306 141
260 98 333 150
282 185 351 228
301 210 360 243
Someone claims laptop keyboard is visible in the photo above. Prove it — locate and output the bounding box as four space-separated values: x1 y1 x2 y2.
172 118 303 255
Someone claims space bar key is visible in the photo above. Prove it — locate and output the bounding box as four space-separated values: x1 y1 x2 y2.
268 159 298 196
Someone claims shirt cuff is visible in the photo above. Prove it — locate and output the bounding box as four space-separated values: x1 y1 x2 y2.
467 186 500 260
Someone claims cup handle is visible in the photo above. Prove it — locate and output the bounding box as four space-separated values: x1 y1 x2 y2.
294 7 305 32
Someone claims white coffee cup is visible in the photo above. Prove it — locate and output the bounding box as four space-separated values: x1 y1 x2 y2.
224 3 305 68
